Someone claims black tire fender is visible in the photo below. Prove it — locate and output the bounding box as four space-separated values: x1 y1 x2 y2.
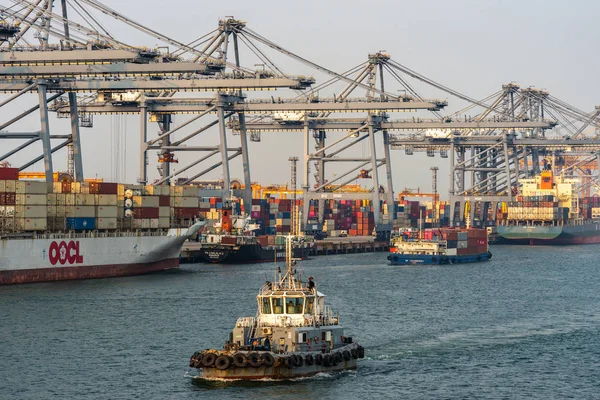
343 350 351 361
202 353 217 368
232 352 248 368
248 352 262 368
261 352 275 367
305 353 314 365
314 353 323 365
215 355 232 370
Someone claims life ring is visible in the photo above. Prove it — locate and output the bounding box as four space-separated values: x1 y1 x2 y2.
232 352 248 368
305 353 315 365
261 352 275 367
215 355 232 370
351 348 358 359
343 350 351 361
357 346 365 358
292 354 304 367
314 353 323 365
392 255 399 262
201 353 217 368
248 352 262 368
387 255 391 261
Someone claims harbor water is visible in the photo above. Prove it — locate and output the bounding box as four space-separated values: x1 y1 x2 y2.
2 245 600 399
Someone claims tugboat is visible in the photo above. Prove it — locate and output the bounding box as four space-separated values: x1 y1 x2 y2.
189 235 364 380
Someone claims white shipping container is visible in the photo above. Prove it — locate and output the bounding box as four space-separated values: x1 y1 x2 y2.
0 206 15 217
96 206 118 218
159 206 170 218
158 217 170 228
172 196 197 208
47 193 58 205
46 206 57 217
457 240 468 249
5 180 16 192
133 195 160 208
67 206 96 218
75 194 96 206
16 181 48 194
150 218 159 229
64 194 75 206
0 180 5 192
446 248 458 256
97 217 118 230
52 182 63 194
96 194 118 206
15 205 47 218
16 194 47 205
56 205 66 216
16 217 47 231
142 219 151 229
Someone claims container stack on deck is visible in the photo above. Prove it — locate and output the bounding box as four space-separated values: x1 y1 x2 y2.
507 195 564 222
419 227 488 256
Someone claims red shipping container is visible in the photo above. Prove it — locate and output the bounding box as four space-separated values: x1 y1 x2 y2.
159 195 170 207
61 182 72 193
0 168 19 180
134 207 159 219
4 193 16 205
98 182 118 194
174 207 198 219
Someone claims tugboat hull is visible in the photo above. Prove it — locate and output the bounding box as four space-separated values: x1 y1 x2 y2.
192 344 363 381
199 359 357 380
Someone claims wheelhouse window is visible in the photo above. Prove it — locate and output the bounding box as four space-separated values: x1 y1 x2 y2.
286 297 304 314
261 297 271 314
273 297 283 314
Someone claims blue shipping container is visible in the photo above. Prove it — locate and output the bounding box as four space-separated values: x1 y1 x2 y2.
66 217 95 231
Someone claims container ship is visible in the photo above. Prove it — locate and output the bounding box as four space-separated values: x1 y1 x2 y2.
387 227 491 265
497 170 600 245
0 167 203 285
192 204 312 264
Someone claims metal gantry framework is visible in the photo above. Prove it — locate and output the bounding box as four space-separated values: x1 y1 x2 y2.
2 0 600 234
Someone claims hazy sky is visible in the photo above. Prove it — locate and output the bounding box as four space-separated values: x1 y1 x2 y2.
2 0 599 199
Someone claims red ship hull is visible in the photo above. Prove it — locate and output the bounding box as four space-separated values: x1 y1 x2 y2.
0 258 179 285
